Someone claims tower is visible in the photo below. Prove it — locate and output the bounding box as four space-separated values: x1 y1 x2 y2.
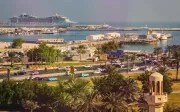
144 72 167 112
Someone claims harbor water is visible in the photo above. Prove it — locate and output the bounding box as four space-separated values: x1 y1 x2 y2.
0 22 180 52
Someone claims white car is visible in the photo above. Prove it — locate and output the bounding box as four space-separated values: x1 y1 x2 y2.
97 68 106 72
130 67 140 72
57 67 65 70
84 65 92 68
31 71 39 75
145 66 153 71
94 70 101 74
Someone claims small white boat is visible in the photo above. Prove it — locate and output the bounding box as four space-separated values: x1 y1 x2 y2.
160 34 167 40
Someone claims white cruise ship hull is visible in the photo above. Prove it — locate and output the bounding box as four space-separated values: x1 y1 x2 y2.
9 22 73 27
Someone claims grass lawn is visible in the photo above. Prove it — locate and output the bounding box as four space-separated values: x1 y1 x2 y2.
168 93 180 106
123 72 142 79
172 82 180 91
168 70 180 80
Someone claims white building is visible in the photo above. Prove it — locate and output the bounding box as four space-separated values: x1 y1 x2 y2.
86 34 105 41
105 32 120 38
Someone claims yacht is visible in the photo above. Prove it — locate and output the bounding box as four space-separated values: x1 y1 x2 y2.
160 34 168 40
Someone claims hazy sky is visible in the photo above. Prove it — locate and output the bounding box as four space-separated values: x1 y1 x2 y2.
0 0 180 23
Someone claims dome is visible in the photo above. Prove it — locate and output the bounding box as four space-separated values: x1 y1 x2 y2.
149 72 163 81
150 72 163 78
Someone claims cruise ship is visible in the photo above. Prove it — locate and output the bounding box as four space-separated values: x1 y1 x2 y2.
9 13 76 27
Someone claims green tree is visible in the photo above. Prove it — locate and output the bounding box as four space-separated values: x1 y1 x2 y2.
75 90 100 112
34 84 55 107
23 100 39 112
173 50 180 81
119 78 140 103
101 40 118 53
161 56 169 67
138 67 173 94
137 71 152 93
154 47 163 60
157 67 173 94
164 103 180 112
12 38 24 48
95 46 103 57
102 93 127 112
77 45 86 61
27 43 58 63
8 52 23 67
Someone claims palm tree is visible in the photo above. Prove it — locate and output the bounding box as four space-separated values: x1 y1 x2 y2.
161 56 169 67
101 40 118 53
77 45 86 61
95 46 102 58
66 78 93 109
53 81 73 112
173 50 180 81
119 78 140 104
156 67 173 94
75 90 100 112
103 93 127 112
131 53 137 67
154 47 163 60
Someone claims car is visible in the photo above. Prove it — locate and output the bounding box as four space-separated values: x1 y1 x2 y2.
145 66 153 71
111 59 121 64
130 66 140 72
80 73 89 77
57 67 65 70
48 77 58 81
33 77 44 81
84 65 92 68
113 63 125 68
94 70 101 74
31 71 39 75
97 68 106 72
14 71 26 75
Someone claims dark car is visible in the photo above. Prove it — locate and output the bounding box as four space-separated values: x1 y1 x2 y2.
33 77 44 81
14 71 26 75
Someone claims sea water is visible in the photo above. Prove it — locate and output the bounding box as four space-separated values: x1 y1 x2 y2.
0 22 180 52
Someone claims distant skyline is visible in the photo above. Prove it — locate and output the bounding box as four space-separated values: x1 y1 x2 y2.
0 0 180 23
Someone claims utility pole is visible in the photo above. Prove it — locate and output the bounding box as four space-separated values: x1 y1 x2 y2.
127 53 129 74
7 68 10 81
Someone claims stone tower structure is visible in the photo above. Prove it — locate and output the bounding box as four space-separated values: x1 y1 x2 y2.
144 72 168 112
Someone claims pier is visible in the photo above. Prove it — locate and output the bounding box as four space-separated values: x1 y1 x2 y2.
68 28 180 31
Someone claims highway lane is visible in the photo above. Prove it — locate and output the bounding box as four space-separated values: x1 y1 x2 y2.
0 62 148 81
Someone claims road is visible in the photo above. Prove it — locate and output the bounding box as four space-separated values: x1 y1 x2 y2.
0 61 151 81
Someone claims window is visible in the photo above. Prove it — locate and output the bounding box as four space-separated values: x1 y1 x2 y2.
152 81 155 92
157 81 160 94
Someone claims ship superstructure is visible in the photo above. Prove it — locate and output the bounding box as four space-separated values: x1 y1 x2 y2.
9 13 76 27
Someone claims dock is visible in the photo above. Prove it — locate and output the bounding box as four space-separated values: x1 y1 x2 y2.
68 28 180 31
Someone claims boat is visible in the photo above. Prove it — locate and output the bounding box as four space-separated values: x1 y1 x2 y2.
9 13 76 27
160 34 168 40
42 30 58 34
166 33 173 38
97 23 111 30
